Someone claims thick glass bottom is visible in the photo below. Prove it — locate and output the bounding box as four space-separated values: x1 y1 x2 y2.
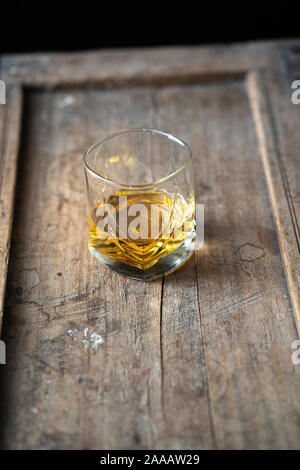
89 240 195 281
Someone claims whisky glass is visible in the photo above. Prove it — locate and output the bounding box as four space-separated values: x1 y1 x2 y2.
83 128 195 281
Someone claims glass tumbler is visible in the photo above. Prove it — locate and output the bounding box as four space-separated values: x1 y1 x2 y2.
83 128 195 281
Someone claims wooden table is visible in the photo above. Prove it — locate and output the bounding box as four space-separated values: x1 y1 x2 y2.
0 41 299 450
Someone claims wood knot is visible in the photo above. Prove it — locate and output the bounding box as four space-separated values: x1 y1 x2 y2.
239 243 265 262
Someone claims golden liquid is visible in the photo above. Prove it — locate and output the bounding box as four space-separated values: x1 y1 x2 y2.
89 189 195 270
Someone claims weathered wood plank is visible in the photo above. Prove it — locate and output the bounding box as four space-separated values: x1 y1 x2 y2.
247 71 300 336
156 79 300 448
0 85 23 335
269 46 300 250
0 86 214 449
0 42 280 88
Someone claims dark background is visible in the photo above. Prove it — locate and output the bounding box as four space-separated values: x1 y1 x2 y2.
0 1 298 53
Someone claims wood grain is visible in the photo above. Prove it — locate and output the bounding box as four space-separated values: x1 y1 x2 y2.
0 42 278 88
0 85 22 335
247 71 300 336
0 41 299 449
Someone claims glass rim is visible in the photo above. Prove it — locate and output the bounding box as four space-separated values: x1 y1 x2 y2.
82 128 192 189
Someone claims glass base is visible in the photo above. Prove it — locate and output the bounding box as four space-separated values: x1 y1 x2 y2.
89 241 195 281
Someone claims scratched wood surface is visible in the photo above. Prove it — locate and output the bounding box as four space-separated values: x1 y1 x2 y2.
0 41 299 449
